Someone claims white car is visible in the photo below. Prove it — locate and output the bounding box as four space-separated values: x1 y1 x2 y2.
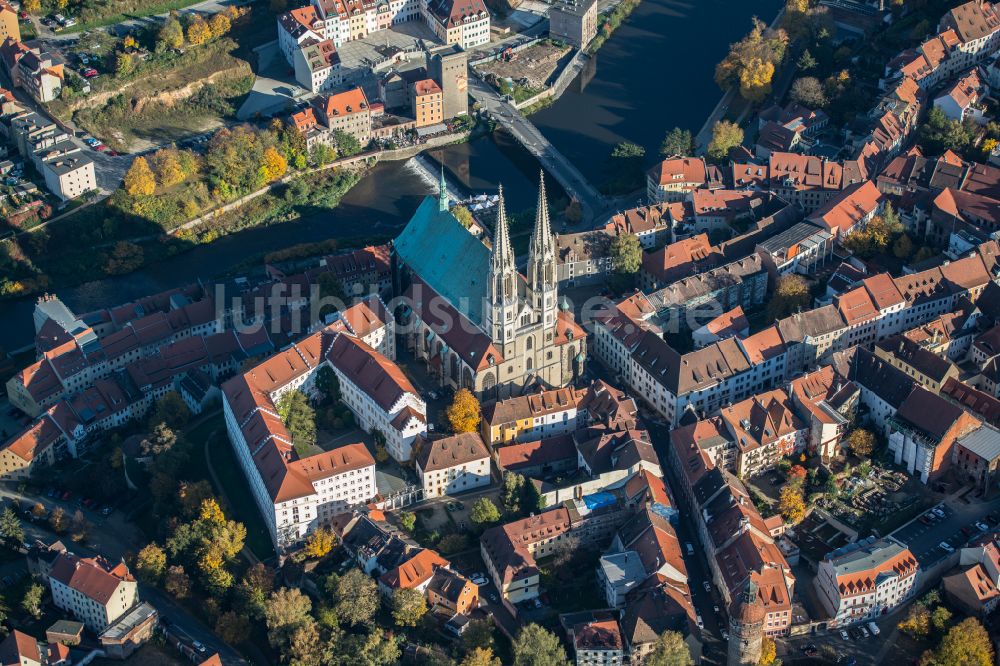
840 630 850 640
933 507 946 518
867 622 880 636
695 615 704 630
976 522 989 532
939 541 955 553
702 581 711 592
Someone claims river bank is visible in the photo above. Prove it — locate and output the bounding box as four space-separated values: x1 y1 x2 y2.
0 0 779 352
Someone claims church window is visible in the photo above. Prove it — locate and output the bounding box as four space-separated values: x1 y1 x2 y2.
547 351 553 360
526 358 533 371
526 337 533 351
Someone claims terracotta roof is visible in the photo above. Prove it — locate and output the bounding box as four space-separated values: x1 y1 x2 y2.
413 78 442 96
738 326 785 365
480 508 571 585
0 630 40 666
704 306 749 336
315 87 369 118
648 157 706 187
836 285 879 326
495 435 577 471
340 296 389 338
379 548 449 590
49 552 133 605
483 387 583 427
327 333 417 411
4 415 62 463
641 233 718 284
944 0 1000 43
416 432 490 473
808 181 883 235
862 273 905 310
719 389 805 453
574 619 622 651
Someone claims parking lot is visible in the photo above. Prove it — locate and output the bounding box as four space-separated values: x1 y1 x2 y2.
890 495 1000 567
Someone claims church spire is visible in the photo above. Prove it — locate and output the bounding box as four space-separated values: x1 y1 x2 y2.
438 165 449 213
492 184 515 273
531 170 553 247
527 171 558 327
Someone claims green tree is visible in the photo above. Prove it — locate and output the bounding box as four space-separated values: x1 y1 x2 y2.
898 603 930 638
919 107 974 154
215 611 251 644
135 544 167 583
114 51 136 76
391 587 427 627
611 233 642 274
158 15 185 50
105 241 144 275
452 205 476 229
263 587 313 651
0 507 24 546
930 605 952 633
343 630 401 666
611 141 645 159
893 233 914 259
463 619 496 654
398 511 416 532
707 120 744 161
22 583 43 619
152 391 191 429
234 563 273 619
333 129 362 157
513 623 567 666
797 49 817 70
660 127 693 157
502 472 525 516
564 199 582 224
141 422 177 456
275 390 317 456
315 365 340 403
647 630 693 666
470 497 501 525
332 569 380 626
766 274 810 320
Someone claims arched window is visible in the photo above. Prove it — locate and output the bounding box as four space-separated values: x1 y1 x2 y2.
525 336 533 351
463 367 474 389
482 372 496 397
450 354 460 383
526 357 533 371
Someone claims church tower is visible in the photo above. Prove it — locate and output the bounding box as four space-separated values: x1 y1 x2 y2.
728 579 766 666
486 186 519 355
527 171 558 329
438 165 449 212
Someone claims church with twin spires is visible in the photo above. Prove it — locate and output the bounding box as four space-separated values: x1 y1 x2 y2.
393 171 587 399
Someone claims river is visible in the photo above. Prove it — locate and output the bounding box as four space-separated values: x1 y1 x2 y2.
0 0 779 351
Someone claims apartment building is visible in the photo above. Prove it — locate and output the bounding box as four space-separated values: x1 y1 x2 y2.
0 1 20 43
35 142 97 200
424 0 490 49
412 78 443 127
646 157 708 203
480 386 584 444
887 386 982 483
48 553 139 633
814 537 918 627
292 38 342 93
312 87 372 146
415 431 491 498
548 0 597 48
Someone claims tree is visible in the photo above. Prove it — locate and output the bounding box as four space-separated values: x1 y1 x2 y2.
178 480 214 518
398 511 416 532
759 637 777 666
49 506 66 533
0 507 24 546
115 51 136 77
847 429 875 457
288 620 330 666
209 11 231 38
660 127 693 157
797 49 817 70
647 630 694 666
930 605 952 633
931 617 993 666
215 611 251 644
22 0 40 12
165 565 191 598
463 619 496 654
70 509 89 542
787 465 807 484
346 630 401 666
151 149 187 187
766 274 810 320
332 569 379 626
260 146 288 183
611 233 642 274
303 526 335 559
447 389 481 433
315 365 340 403
333 129 362 157
31 503 46 520
158 15 185 50
392 587 427 627
462 648 501 666
106 241 144 275
739 57 775 102
22 583 43 619
898 603 930 637
564 199 582 224
707 120 744 161
135 544 167 583
186 17 212 45
513 623 567 666
141 422 177 456
893 233 914 259
789 76 827 108
779 485 806 523
471 497 501 525
124 157 156 196
919 107 974 154
452 205 476 229
611 141 645 159
264 587 313 650
311 143 337 166
502 472 525 516
275 390 317 455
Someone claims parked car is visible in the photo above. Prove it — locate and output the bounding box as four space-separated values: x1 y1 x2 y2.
975 521 989 532
685 543 694 556
803 645 818 657
933 506 946 518
702 581 711 592
61 491 72 500
840 630 850 640
82 68 98 78
867 622 880 636
695 615 703 630
939 541 955 553
192 641 206 653
18 11 28 19
62 17 75 26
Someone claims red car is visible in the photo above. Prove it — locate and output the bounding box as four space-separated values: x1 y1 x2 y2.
18 11 28 19
107 149 119 156
82 68 98 78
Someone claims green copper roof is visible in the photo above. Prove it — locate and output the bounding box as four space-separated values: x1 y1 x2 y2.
395 195 489 326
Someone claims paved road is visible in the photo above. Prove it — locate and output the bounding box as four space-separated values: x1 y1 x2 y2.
0 485 248 666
